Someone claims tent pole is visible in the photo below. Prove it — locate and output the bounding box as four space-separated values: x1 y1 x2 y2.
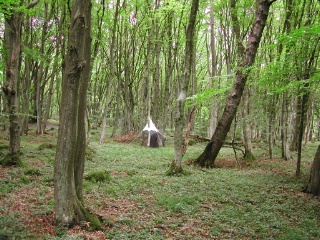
147 117 151 147
147 71 151 146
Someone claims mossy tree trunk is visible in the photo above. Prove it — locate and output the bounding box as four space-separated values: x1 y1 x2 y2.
54 0 101 229
168 0 199 176
194 0 276 167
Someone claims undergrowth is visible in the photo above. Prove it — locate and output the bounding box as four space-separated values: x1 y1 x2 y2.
0 127 319 239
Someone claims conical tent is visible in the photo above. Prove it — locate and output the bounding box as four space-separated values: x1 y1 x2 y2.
141 117 165 147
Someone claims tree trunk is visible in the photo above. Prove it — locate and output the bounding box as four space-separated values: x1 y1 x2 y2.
1 1 39 166
296 39 317 176
208 0 218 138
303 145 320 196
54 0 101 229
160 9 178 132
100 0 120 143
20 16 32 136
242 87 255 161
280 92 292 160
194 0 275 167
167 0 199 175
111 18 123 138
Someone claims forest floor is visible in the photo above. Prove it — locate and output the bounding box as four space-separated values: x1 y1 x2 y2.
0 124 320 239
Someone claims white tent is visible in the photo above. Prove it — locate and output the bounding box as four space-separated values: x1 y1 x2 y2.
141 117 164 147
143 117 159 132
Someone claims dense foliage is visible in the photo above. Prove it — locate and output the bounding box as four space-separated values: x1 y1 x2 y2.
0 0 318 145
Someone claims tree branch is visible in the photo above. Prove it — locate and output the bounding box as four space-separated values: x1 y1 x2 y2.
268 0 278 5
27 0 39 9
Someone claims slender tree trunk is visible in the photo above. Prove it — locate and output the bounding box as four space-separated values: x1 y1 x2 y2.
267 95 278 160
242 87 255 161
152 1 161 122
42 44 60 132
281 92 292 160
100 0 120 143
54 0 101 229
194 0 276 167
20 16 32 135
42 2 63 133
167 0 199 175
161 9 178 132
296 84 310 177
208 0 218 137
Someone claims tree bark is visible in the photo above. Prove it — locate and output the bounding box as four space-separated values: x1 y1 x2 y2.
1 0 39 166
167 0 199 175
194 0 276 167
54 0 101 229
100 0 120 143
20 16 32 135
303 145 320 196
208 0 218 137
242 87 255 161
280 92 292 160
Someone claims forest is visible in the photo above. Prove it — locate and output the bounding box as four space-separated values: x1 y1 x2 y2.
0 0 320 239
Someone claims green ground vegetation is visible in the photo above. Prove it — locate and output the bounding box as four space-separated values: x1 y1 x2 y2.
0 126 319 239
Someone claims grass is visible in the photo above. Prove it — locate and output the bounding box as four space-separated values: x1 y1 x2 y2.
0 125 319 239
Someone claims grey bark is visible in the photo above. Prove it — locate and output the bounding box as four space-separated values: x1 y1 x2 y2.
168 0 199 175
54 0 100 228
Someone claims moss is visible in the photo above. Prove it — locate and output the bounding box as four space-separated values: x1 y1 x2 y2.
20 176 32 184
0 153 24 167
37 143 56 151
79 203 102 231
24 167 42 176
166 162 190 176
85 147 96 161
0 144 8 151
84 169 111 183
188 139 196 146
243 151 256 161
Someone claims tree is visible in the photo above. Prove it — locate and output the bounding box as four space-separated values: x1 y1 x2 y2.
167 0 199 175
99 0 121 144
54 0 101 229
194 0 277 168
303 145 320 196
1 0 39 166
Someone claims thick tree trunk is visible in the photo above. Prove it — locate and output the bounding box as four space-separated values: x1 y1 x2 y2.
74 1 92 200
167 0 199 175
303 145 320 196
1 4 24 166
194 0 275 167
54 0 101 229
